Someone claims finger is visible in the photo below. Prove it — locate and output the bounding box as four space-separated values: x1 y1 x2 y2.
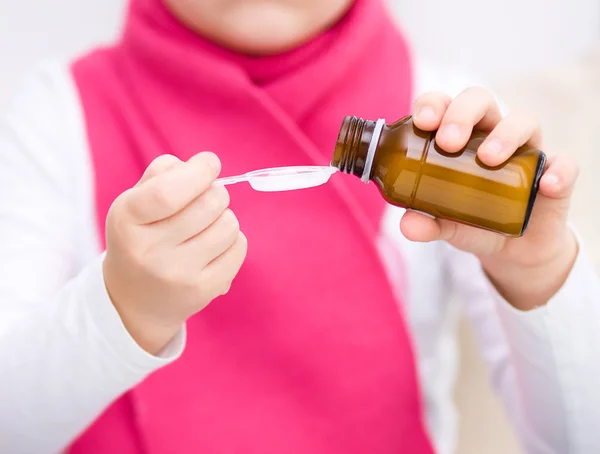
412 91 453 131
201 232 248 298
154 185 230 244
538 154 579 200
180 209 240 268
478 111 543 167
127 152 221 224
436 87 503 153
135 155 182 187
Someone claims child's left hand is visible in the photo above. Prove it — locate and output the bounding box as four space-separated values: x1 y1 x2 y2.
401 87 579 311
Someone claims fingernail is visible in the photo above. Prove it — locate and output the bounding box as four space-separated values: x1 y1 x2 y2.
440 123 461 142
485 138 503 155
417 106 435 120
204 152 221 171
544 174 560 186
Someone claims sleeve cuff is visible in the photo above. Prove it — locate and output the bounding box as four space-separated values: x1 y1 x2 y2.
488 227 600 449
78 254 186 373
490 229 599 360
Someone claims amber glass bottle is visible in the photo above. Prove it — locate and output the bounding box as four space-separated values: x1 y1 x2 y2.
331 116 546 237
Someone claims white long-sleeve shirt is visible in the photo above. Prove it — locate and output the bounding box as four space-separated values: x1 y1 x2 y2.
0 59 599 454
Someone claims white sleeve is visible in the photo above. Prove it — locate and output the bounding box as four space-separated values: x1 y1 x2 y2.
445 234 600 454
0 63 185 454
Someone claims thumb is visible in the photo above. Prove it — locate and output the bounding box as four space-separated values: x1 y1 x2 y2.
135 154 182 187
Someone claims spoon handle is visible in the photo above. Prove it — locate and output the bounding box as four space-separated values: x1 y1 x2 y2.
213 175 248 186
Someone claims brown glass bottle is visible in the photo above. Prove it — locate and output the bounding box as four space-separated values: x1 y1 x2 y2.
331 116 546 237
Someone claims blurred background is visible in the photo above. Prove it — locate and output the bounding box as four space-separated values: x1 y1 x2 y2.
1 1 598 452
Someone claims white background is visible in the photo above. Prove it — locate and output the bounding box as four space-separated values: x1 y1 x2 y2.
0 0 598 98
0 0 125 98
391 0 600 79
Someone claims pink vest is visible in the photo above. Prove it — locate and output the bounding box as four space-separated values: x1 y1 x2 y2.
69 0 434 452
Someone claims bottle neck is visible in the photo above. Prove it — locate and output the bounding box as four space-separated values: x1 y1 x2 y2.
331 116 385 183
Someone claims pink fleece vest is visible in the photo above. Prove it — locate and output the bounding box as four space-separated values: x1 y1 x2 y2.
68 0 434 452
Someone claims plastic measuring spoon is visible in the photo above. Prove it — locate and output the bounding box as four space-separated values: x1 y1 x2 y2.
214 166 337 192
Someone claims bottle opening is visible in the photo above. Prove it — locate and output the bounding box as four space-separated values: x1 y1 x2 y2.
331 116 366 175
331 116 385 182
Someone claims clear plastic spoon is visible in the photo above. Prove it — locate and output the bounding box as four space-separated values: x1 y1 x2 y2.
214 166 337 192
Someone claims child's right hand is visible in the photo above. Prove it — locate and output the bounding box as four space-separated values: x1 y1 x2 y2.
102 152 247 355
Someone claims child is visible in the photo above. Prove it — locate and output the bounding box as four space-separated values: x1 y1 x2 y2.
0 0 598 453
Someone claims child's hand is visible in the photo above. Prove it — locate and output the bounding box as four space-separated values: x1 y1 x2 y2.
103 153 247 354
401 88 579 310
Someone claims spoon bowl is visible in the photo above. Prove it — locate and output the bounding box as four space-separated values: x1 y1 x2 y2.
215 166 337 192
